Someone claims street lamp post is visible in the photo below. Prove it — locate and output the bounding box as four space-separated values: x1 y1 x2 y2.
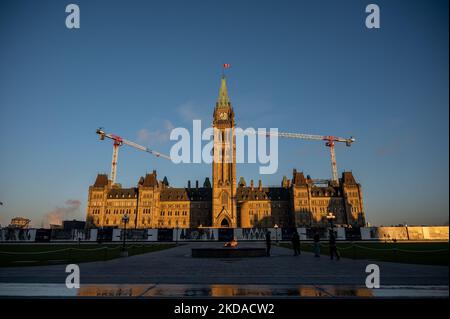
274 224 279 244
175 220 179 245
326 212 336 237
0 201 3 228
121 214 129 257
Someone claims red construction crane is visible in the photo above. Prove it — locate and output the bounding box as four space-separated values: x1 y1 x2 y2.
96 128 172 185
258 131 355 185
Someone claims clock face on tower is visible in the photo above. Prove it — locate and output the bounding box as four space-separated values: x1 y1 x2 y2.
219 112 228 120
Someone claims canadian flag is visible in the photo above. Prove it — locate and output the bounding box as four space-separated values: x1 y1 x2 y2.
223 63 231 69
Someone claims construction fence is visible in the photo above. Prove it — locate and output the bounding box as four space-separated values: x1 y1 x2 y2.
0 226 448 243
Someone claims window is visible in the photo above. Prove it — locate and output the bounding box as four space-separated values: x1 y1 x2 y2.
222 192 228 205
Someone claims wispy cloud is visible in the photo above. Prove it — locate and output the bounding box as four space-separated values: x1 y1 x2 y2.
137 120 175 145
137 101 207 146
176 101 205 122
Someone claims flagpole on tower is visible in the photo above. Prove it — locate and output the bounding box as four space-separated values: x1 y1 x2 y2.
222 63 230 78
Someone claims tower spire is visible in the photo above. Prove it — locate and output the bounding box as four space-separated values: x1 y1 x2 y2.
217 76 230 108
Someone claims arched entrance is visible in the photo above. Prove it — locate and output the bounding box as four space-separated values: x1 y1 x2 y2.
220 218 230 227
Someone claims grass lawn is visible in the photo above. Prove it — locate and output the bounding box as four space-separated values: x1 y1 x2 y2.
0 243 178 267
279 242 449 266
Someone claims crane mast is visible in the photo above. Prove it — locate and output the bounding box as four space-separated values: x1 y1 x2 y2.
110 140 121 185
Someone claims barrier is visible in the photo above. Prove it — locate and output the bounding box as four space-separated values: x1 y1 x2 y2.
112 229 150 242
50 229 92 241
360 226 449 241
0 228 36 242
0 226 448 243
175 228 217 241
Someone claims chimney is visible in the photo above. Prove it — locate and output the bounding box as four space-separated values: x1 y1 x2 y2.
196 180 199 189
258 179 262 191
188 180 191 189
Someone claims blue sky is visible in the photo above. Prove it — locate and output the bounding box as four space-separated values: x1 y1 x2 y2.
0 0 448 227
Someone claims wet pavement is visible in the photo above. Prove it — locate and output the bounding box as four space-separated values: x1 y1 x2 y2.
0 283 447 298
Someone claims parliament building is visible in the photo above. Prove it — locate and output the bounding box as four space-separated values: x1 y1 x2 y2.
86 77 365 229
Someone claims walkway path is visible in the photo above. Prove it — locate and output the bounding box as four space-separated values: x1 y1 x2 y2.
0 242 447 286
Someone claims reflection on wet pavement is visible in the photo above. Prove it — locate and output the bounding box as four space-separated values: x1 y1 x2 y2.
0 283 448 298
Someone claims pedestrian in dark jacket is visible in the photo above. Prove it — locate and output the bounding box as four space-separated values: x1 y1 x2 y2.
291 230 301 256
329 230 340 260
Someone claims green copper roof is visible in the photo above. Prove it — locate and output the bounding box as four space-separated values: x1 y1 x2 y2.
217 76 230 108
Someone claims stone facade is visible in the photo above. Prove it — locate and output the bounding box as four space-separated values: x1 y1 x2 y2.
86 77 365 229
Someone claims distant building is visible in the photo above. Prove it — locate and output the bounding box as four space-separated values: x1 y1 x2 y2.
8 217 31 229
86 77 365 229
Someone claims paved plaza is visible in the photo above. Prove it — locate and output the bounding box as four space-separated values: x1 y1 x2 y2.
0 242 447 288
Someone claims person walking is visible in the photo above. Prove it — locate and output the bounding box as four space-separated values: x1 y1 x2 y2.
291 230 301 256
265 230 271 256
329 230 340 260
313 230 321 257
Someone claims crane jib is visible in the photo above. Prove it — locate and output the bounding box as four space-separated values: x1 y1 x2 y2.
97 127 351 183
